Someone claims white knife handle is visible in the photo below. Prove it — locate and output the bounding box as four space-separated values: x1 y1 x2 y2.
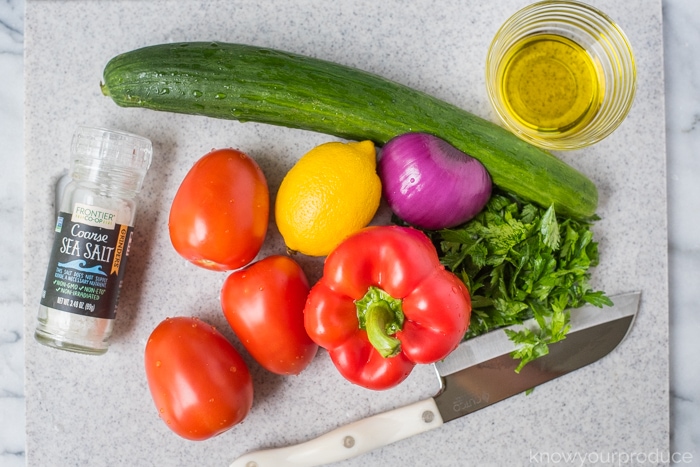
229 398 443 467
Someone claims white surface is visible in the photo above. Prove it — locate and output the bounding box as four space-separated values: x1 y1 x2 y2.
0 0 697 465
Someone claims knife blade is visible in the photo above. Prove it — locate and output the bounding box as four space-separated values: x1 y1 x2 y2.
229 291 641 467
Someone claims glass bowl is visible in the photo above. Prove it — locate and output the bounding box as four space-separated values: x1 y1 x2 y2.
485 0 636 150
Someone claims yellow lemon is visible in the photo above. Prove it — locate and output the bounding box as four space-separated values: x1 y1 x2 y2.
275 140 381 257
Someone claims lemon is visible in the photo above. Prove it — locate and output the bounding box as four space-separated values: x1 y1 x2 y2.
275 140 381 257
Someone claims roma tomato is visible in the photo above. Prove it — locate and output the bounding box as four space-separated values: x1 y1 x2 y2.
221 255 318 375
169 148 269 271
144 317 253 441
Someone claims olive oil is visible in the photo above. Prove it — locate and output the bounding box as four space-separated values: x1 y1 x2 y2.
497 34 602 134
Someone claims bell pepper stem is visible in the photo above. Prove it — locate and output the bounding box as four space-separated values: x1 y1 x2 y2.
355 286 405 358
365 301 402 358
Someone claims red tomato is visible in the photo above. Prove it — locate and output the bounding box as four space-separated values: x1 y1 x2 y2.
169 148 269 271
221 255 318 375
144 317 253 441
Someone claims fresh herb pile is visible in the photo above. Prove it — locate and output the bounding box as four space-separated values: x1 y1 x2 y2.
430 190 612 372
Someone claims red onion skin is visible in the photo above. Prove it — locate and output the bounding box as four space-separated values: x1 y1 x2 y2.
378 133 492 230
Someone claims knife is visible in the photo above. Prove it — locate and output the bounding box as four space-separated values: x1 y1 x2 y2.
229 291 641 467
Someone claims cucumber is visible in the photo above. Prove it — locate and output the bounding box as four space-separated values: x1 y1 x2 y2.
101 42 598 219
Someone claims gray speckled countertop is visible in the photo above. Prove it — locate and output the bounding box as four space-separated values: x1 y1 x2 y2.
21 0 670 465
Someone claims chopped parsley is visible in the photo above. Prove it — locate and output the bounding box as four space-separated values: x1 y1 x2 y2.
431 190 612 372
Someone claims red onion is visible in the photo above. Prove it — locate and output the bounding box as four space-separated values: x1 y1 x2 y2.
378 132 492 230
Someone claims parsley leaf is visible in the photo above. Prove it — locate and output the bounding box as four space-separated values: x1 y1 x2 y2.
432 190 612 370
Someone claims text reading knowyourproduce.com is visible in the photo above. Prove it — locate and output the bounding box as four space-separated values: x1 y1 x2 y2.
528 449 693 466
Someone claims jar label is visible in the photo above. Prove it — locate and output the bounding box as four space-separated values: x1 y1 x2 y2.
40 209 133 320
71 202 118 229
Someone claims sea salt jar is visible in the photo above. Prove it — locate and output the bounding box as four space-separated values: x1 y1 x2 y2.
35 126 152 355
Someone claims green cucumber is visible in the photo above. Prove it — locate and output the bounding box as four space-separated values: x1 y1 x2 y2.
101 42 598 219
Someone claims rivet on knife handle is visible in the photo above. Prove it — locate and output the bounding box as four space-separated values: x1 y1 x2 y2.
229 398 443 467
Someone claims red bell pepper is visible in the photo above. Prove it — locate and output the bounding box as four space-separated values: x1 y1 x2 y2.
304 225 471 390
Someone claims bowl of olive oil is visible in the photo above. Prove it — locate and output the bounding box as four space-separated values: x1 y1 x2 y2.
486 0 636 150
